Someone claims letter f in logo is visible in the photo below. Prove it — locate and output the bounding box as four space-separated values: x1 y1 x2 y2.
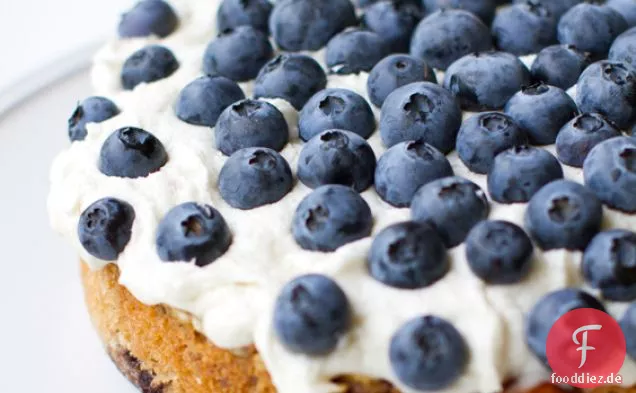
572 324 602 368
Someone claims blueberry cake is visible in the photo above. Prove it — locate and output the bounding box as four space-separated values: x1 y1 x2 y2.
48 0 636 392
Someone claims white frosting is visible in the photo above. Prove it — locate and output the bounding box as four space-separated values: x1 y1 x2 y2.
47 1 636 392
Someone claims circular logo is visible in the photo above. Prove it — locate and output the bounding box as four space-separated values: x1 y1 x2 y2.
546 308 626 388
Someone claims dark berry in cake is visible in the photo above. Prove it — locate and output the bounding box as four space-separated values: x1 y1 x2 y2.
202 26 273 82
443 51 531 111
375 141 453 208
273 274 351 355
292 185 373 252
68 96 120 142
411 176 490 248
175 75 245 128
297 130 376 192
504 83 578 145
254 54 327 110
379 82 462 153
269 0 356 52
121 45 179 90
620 303 636 360
361 0 423 53
367 54 437 109
608 0 636 27
118 0 178 38
609 28 636 70
156 202 232 266
299 89 375 142
556 113 621 168
492 1 557 56
217 0 272 33
530 44 590 90
513 0 582 19
524 179 603 250
368 221 448 289
456 112 528 174
99 127 168 178
218 148 293 209
325 28 391 75
390 316 468 390
78 198 135 261
422 0 496 25
215 99 288 156
410 9 493 71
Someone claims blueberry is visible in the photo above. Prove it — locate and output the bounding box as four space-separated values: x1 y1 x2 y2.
492 1 557 56
99 127 168 178
456 112 528 174
297 130 376 192
68 96 120 142
292 185 373 252
379 82 462 153
273 274 351 355
202 26 273 82
78 198 135 261
555 113 621 167
465 220 534 285
410 9 493 70
584 137 636 213
217 0 272 33
299 88 375 141
526 288 605 365
620 303 636 360
368 221 448 289
608 0 636 27
118 0 178 38
325 28 391 75
215 99 288 156
375 141 453 207
156 202 232 266
390 316 468 391
121 45 179 90
254 54 327 110
609 28 636 69
422 0 496 25
411 176 490 247
361 0 423 53
175 75 245 128
530 44 590 90
504 83 578 145
488 146 563 204
218 148 293 209
513 0 582 19
443 51 531 111
269 0 356 52
367 54 437 109
576 61 636 130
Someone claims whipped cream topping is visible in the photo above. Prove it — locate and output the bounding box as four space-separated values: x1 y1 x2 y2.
48 1 636 392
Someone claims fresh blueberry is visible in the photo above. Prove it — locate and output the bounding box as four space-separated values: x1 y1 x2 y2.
368 221 448 289
608 0 636 27
556 113 622 167
379 82 462 153
292 185 373 252
465 220 534 285
530 44 590 90
513 0 582 19
375 141 453 207
361 0 423 53
254 54 327 110
620 303 636 360
217 0 272 33
504 83 578 145
215 99 288 156
325 28 391 75
297 130 376 192
410 9 493 71
99 127 168 178
411 176 490 247
175 75 245 128
443 51 531 111
526 288 605 365
488 146 563 204
218 148 293 209
390 316 468 391
422 0 496 25
367 54 437 109
156 202 232 266
456 112 528 174
118 0 178 38
78 198 135 261
299 88 375 141
269 0 356 52
492 1 557 56
273 274 351 355
121 45 179 90
202 26 273 82
576 61 636 130
68 96 120 142
584 136 636 212
609 28 636 69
